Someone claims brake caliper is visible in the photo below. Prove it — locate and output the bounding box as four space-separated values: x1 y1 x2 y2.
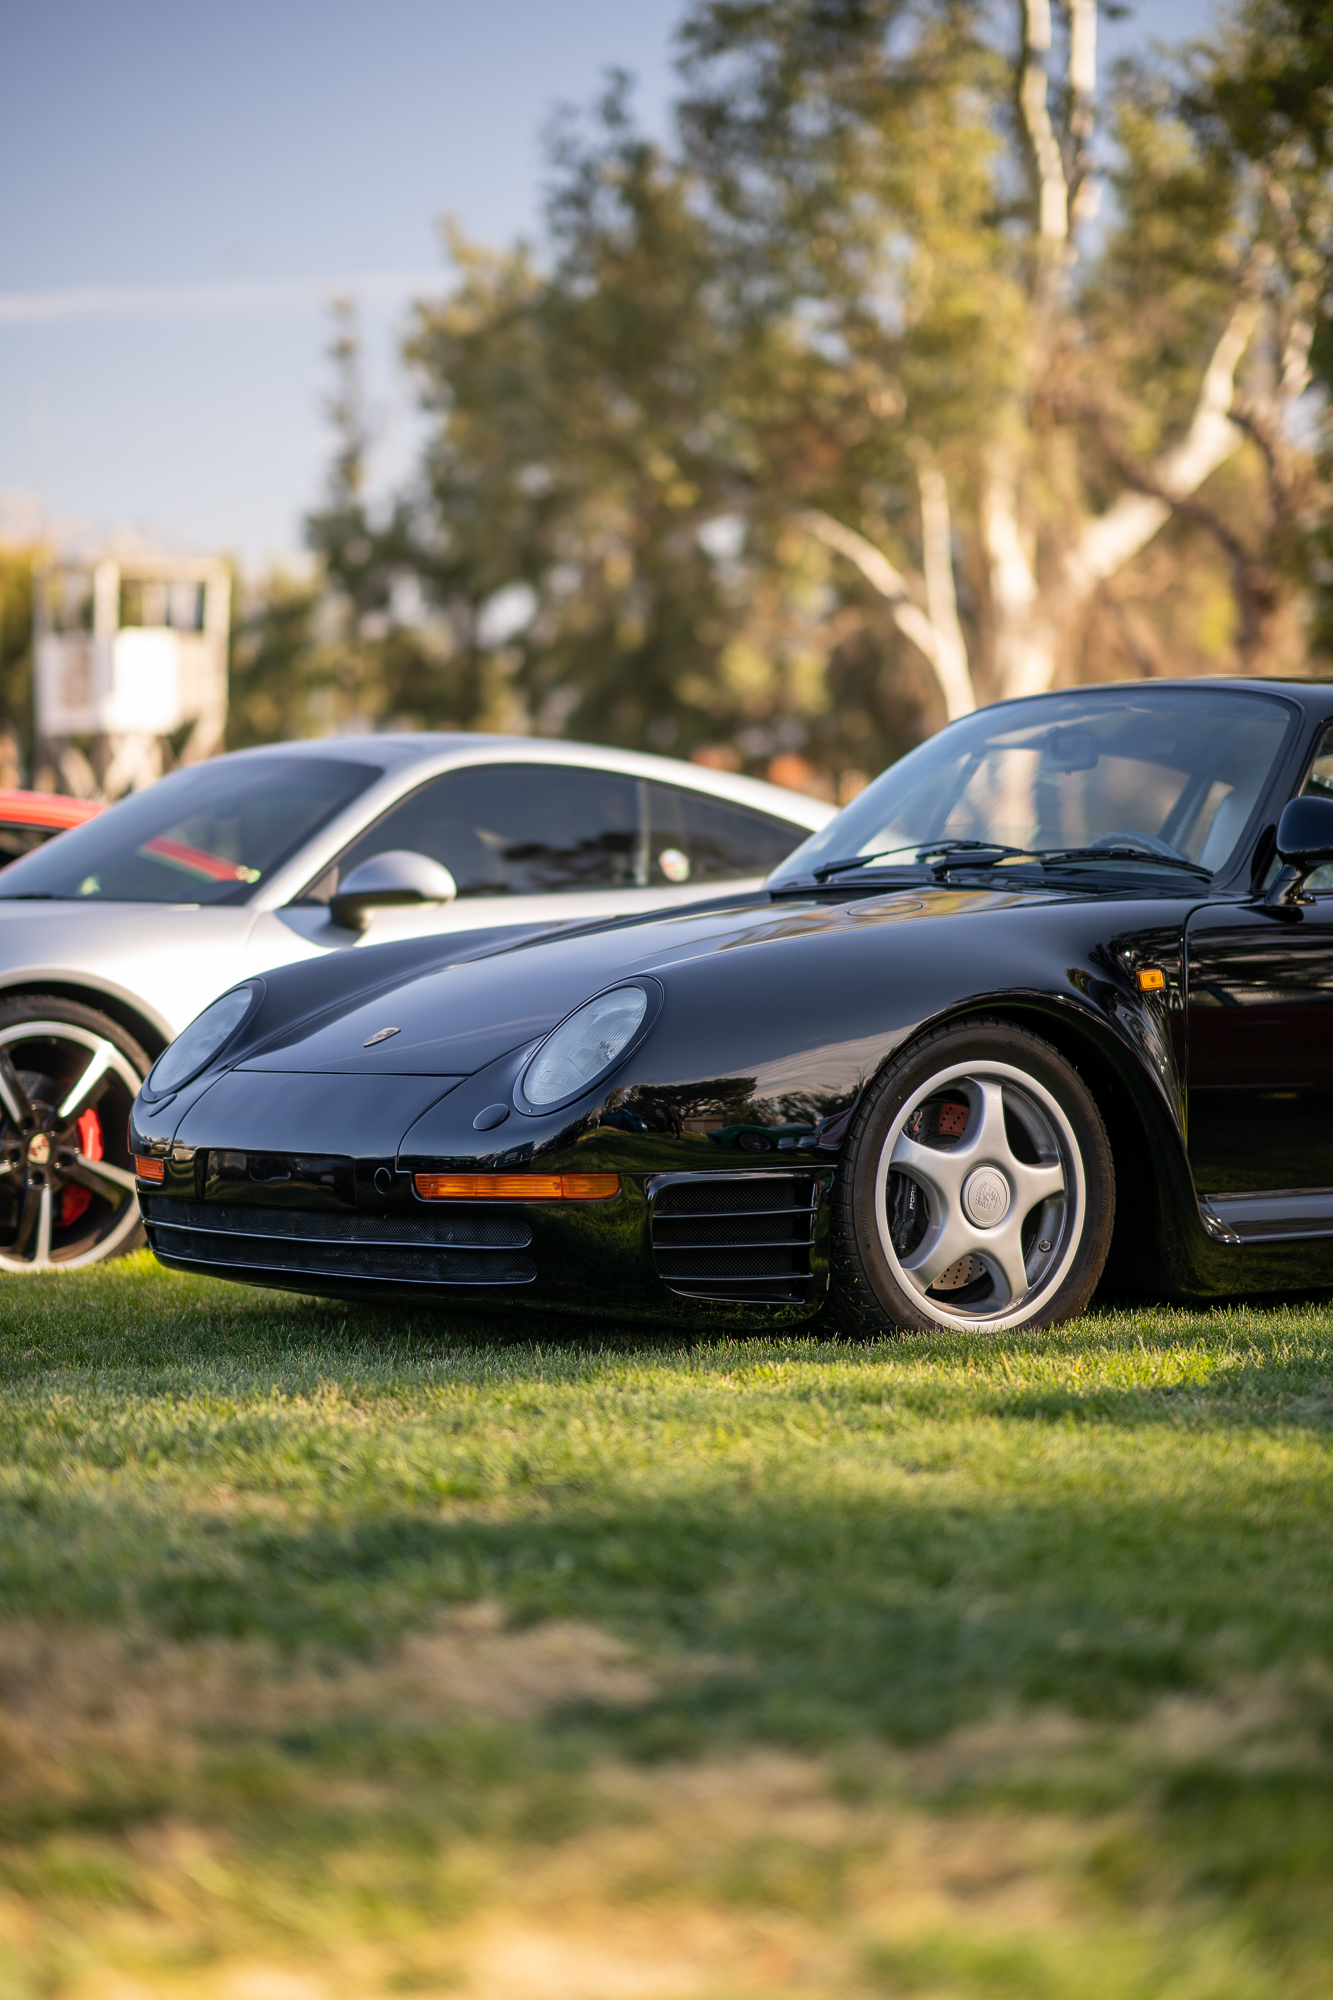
60 1106 103 1228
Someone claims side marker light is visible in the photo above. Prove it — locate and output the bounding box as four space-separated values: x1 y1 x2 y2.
1136 966 1166 992
134 1156 166 1182
414 1172 621 1202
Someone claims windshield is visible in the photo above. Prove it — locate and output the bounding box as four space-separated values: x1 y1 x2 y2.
0 755 380 905
771 688 1296 885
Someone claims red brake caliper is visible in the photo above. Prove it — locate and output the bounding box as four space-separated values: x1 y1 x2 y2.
60 1106 103 1228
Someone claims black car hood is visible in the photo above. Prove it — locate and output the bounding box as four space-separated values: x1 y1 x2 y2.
235 881 1165 1079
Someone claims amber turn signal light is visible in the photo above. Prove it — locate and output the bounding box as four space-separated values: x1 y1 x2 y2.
1136 966 1166 992
414 1172 621 1202
134 1156 166 1182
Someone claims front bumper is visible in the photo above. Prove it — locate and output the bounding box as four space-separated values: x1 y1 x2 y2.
138 1156 833 1329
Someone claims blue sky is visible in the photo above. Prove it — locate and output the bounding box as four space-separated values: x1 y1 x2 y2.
0 0 1219 571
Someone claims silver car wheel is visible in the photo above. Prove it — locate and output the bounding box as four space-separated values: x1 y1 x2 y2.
0 1020 145 1273
872 1058 1086 1331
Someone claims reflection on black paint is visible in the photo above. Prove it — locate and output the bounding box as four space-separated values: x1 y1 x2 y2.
1187 905 1333 1193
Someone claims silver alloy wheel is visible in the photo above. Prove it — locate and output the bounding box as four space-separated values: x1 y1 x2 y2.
872 1058 1085 1331
0 1020 144 1273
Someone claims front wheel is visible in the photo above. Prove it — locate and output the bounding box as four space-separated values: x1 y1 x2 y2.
827 1020 1114 1335
0 996 150 1273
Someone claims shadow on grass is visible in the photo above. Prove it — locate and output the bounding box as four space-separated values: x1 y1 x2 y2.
3 1459 1331 1752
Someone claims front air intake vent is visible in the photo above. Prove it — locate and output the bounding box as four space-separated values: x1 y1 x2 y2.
141 1198 535 1287
649 1173 819 1304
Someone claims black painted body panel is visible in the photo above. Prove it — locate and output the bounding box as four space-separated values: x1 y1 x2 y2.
1186 901 1333 1194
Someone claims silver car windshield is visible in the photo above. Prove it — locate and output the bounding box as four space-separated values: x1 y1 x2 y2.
771 689 1296 884
0 756 380 906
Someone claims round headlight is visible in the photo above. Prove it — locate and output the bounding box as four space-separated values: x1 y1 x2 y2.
521 985 651 1109
144 982 264 1098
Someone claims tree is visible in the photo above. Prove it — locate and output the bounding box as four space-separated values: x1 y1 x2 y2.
678 0 1331 718
319 1 1333 787
0 548 34 783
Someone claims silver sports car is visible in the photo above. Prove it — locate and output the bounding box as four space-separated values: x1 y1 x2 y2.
0 734 831 1273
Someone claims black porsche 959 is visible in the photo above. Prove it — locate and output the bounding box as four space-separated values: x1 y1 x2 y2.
130 680 1333 1335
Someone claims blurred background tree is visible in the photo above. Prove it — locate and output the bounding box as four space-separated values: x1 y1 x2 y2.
0 551 35 788
226 0 1332 798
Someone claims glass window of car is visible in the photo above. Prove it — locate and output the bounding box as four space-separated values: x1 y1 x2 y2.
0 756 379 906
771 688 1295 884
302 764 814 903
644 781 807 887
304 764 641 900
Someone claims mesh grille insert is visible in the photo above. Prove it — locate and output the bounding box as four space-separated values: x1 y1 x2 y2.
652 1212 814 1249
655 1246 808 1279
649 1174 818 1302
654 1177 805 1217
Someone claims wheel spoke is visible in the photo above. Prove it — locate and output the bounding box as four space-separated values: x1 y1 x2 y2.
1011 1159 1066 1210
58 1040 117 1120
890 1131 970 1209
979 1217 1032 1308
31 1187 52 1268
63 1153 138 1196
969 1078 1012 1163
0 1052 32 1128
902 1208 980 1291
12 1185 41 1258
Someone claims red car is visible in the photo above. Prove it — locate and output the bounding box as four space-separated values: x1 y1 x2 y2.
0 789 103 866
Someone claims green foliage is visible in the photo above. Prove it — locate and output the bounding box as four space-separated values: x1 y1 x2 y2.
250 2 1333 774
225 567 325 750
0 547 34 776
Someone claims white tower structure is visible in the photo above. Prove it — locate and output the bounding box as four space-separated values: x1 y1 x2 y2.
34 553 230 797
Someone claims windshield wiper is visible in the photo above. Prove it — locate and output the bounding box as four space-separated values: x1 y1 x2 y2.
1022 846 1213 880
811 840 1028 881
810 840 1212 885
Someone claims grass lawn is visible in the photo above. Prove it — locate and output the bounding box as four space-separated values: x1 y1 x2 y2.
1 1255 1331 1998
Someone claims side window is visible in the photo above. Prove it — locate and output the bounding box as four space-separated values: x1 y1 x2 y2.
1301 725 1333 893
645 781 808 888
301 763 641 901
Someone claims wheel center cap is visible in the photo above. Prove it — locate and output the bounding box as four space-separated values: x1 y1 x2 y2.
27 1132 51 1166
963 1165 1009 1228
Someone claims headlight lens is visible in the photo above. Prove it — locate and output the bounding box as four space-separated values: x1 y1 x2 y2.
522 986 649 1107
145 982 262 1097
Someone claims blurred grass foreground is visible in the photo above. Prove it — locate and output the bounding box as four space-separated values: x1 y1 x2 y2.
0 1256 1332 1997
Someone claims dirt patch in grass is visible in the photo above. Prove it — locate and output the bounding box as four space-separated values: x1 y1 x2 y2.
2 1615 1330 1997
0 1604 665 1798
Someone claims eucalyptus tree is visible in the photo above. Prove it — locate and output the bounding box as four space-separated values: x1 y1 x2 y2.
314 0 1331 774
679 0 1331 717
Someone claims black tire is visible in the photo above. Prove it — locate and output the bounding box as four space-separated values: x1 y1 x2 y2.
0 994 151 1273
825 1018 1114 1336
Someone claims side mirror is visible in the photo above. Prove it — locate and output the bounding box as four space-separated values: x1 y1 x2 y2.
1264 796 1333 910
329 850 458 933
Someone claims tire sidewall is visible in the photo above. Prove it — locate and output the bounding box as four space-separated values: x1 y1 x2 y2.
840 1020 1114 1334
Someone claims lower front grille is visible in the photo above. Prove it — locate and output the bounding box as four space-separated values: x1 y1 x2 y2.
142 1197 535 1287
649 1173 819 1303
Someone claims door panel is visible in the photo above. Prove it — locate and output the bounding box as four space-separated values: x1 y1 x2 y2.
1186 903 1333 1194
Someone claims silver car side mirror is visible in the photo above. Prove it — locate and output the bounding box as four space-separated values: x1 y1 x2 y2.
329 850 458 933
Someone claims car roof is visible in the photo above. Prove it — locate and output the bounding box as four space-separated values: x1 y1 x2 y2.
979 676 1333 717
197 732 835 827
